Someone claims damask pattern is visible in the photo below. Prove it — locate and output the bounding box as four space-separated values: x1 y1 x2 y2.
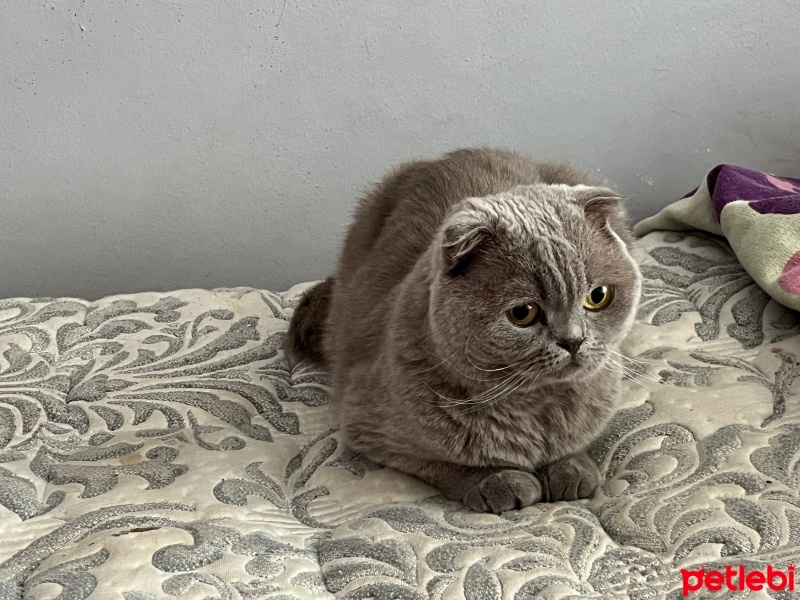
1 232 799 599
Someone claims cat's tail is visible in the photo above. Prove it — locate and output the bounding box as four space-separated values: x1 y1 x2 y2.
286 277 333 365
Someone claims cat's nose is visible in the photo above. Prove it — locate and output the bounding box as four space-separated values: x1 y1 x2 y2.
556 337 585 357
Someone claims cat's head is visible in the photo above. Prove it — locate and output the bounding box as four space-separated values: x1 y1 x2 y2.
428 183 641 385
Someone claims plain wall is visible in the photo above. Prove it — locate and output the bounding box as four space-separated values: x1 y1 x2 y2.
1 0 799 300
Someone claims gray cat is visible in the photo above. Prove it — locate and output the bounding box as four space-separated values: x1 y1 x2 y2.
286 148 641 513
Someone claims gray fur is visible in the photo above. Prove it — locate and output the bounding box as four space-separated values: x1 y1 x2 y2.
286 148 641 513
286 277 333 364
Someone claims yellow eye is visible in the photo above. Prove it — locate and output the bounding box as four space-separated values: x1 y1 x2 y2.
583 285 613 310
506 303 540 327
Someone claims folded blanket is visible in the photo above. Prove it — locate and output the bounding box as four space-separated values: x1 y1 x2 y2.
635 164 800 312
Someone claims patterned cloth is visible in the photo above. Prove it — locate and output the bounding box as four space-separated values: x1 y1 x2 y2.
635 164 800 313
1 230 800 599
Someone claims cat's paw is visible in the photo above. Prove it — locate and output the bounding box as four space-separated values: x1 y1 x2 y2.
540 453 600 501
462 470 543 513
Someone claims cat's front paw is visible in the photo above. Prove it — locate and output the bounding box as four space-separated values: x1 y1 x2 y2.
540 453 600 501
462 470 543 513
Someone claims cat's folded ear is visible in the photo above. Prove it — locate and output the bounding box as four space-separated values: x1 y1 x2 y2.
572 185 634 247
573 186 622 221
437 202 493 277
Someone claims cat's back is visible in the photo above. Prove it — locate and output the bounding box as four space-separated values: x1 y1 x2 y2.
337 148 599 290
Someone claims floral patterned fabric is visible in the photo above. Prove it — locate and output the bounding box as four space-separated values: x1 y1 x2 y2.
1 230 800 599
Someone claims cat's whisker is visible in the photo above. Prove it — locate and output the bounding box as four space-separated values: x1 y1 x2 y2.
461 380 526 413
608 350 656 369
458 374 527 414
608 349 658 367
417 358 448 375
420 341 519 383
605 353 660 383
464 337 520 373
458 362 543 414
604 358 652 387
434 367 526 411
603 357 634 376
606 350 642 368
423 370 521 406
621 365 660 384
608 360 649 384
602 363 646 388
422 350 509 382
606 357 638 376
603 366 645 387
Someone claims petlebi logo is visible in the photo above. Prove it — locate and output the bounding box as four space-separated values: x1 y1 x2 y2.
681 565 795 596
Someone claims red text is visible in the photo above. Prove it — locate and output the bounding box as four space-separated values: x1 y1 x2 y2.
681 565 795 596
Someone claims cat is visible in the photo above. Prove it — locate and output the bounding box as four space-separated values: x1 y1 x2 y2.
286 147 641 513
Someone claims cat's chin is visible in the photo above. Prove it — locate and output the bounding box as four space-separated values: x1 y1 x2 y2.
547 357 606 382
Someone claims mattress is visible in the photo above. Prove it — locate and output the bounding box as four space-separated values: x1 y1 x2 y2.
1 229 799 599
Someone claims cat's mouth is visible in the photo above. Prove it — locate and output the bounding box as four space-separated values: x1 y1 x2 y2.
550 351 604 379
554 350 584 367
552 358 581 375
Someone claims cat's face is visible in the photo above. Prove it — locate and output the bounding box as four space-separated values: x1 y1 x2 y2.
428 184 641 386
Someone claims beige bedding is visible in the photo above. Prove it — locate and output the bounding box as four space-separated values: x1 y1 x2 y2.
1 229 799 599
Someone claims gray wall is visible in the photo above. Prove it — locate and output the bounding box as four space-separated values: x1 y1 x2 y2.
2 1 799 300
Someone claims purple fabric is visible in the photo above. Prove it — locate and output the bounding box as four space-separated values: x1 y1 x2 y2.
680 186 699 200
705 164 800 219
